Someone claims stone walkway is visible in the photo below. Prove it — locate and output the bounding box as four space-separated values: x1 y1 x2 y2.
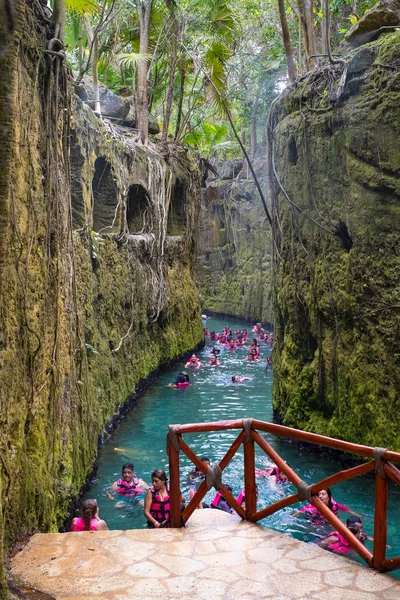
11 510 400 600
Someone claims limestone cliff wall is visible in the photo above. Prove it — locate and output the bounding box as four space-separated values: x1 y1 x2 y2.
0 2 202 594
198 159 273 323
269 32 400 449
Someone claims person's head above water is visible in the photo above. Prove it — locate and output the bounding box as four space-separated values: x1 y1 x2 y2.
317 488 333 508
200 456 210 465
121 463 135 480
347 515 362 528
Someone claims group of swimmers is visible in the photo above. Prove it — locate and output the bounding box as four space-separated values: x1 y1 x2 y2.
73 464 173 530
73 462 384 558
72 320 377 557
167 321 273 388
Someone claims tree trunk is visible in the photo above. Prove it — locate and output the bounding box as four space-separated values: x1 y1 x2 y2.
304 0 317 65
278 0 296 83
162 6 180 142
250 94 259 159
136 0 153 144
297 0 317 69
51 0 66 42
174 67 186 140
84 17 101 115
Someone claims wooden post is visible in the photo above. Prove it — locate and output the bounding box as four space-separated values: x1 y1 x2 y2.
373 467 388 570
244 434 256 519
168 433 182 528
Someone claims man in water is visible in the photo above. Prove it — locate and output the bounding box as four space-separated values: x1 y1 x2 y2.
106 463 148 503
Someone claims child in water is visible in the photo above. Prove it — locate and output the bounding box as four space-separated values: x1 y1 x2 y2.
232 376 251 383
72 499 108 531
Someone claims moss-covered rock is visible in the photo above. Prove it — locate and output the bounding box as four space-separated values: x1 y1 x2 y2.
269 31 400 450
198 163 273 323
0 2 202 596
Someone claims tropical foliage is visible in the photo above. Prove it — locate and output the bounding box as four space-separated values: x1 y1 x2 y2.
54 0 379 151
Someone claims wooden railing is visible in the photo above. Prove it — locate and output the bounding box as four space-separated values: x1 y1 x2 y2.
166 418 400 572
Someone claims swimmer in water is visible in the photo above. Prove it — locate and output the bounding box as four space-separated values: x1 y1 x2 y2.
209 354 220 366
185 354 201 369
106 463 148 503
292 488 361 520
319 522 363 554
232 376 251 383
167 372 191 388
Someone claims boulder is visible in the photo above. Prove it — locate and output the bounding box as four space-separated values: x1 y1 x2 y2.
123 96 160 135
73 77 160 134
74 75 130 119
343 0 400 48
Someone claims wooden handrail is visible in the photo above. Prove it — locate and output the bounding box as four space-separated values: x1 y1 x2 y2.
167 418 400 572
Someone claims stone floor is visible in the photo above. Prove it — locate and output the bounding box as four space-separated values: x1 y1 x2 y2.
11 510 400 600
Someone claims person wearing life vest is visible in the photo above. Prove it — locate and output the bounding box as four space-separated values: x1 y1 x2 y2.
211 485 233 513
319 522 362 553
268 466 288 486
106 463 148 501
292 488 361 521
185 354 201 369
167 372 191 388
189 457 211 508
237 486 258 511
145 469 183 528
72 499 108 531
345 516 392 549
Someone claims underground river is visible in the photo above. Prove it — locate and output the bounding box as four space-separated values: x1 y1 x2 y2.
82 316 400 570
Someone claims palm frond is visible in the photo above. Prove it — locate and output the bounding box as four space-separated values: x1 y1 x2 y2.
115 52 152 66
66 0 99 16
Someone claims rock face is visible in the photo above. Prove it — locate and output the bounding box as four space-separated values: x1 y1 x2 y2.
197 158 273 324
269 31 400 448
0 1 202 594
343 0 400 48
74 76 160 134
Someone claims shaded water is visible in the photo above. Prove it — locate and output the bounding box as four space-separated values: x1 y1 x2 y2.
84 316 400 570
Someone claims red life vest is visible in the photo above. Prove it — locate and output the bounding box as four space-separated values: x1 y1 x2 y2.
116 477 144 496
150 485 171 525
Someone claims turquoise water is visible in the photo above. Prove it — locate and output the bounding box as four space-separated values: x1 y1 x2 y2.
83 316 400 570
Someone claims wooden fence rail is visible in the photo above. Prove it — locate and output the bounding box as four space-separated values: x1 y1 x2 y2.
166 418 400 572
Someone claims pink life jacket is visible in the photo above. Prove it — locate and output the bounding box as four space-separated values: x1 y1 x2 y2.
177 381 190 388
72 517 98 532
149 485 171 526
236 490 245 505
325 531 351 553
116 477 144 496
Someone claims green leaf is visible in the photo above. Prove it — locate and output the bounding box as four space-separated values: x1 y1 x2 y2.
66 0 99 16
115 52 152 66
